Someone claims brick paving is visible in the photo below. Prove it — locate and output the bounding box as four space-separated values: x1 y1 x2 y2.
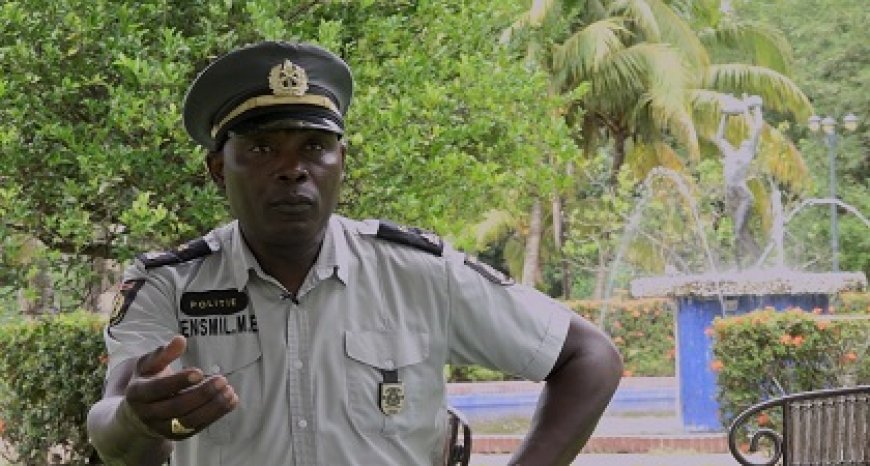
470 453 739 465
473 433 728 454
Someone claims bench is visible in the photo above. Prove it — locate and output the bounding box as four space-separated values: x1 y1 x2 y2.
727 384 870 465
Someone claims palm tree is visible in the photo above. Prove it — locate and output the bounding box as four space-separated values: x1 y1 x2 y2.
500 0 813 296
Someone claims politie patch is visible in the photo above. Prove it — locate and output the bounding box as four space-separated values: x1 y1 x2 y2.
109 279 146 327
180 289 249 317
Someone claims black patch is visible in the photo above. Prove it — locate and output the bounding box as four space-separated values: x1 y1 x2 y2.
109 279 146 328
464 255 515 286
180 289 249 317
376 221 443 256
138 238 213 269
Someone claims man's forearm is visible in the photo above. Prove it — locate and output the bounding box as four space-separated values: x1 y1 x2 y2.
510 334 622 464
87 396 173 465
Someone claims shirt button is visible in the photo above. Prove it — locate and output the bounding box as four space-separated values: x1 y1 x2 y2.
297 419 308 429
293 360 304 370
384 359 395 370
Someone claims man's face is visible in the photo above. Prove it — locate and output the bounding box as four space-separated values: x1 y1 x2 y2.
208 128 346 249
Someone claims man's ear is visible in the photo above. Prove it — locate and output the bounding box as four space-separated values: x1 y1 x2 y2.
205 151 225 191
339 138 348 177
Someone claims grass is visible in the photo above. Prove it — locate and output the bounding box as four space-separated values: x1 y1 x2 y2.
472 415 530 434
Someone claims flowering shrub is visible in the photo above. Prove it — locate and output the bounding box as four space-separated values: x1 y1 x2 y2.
568 299 675 377
838 291 870 315
0 311 106 464
711 307 869 429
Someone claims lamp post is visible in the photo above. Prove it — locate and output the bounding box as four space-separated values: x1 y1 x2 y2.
808 113 858 272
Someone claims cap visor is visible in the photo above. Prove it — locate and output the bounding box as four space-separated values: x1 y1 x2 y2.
220 106 344 144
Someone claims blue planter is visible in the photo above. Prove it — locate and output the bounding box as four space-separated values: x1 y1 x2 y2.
676 293 829 431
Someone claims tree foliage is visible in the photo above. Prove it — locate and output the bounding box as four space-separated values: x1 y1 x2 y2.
0 0 576 307
735 0 869 276
498 0 818 297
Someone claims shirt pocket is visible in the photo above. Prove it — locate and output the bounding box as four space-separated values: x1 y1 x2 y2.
186 335 264 444
344 329 430 435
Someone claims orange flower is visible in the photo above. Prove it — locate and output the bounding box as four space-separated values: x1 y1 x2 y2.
631 310 641 318
792 335 805 346
779 334 793 345
666 348 676 360
828 306 836 314
812 307 823 315
710 360 724 372
99 354 109 365
842 352 858 363
757 412 770 426
623 369 634 377
704 327 715 337
815 321 830 331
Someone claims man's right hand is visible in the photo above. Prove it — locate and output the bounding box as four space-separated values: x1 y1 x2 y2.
124 335 239 440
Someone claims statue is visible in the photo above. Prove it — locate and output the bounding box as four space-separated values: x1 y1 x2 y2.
715 94 763 267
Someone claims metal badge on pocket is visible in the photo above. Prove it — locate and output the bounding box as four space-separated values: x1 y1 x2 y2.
378 382 405 415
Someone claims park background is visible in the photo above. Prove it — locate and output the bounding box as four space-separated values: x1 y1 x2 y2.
0 0 867 464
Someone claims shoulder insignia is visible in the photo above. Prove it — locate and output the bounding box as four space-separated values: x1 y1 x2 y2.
138 237 213 269
109 279 146 329
464 255 515 286
375 220 443 256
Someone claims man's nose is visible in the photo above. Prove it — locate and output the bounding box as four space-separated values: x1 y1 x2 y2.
273 156 309 183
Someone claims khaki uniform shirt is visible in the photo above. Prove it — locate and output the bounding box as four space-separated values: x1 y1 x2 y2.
106 215 571 465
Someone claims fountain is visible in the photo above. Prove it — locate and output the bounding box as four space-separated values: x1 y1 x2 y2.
606 96 868 432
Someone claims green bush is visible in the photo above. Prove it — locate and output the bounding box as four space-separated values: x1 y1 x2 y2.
0 311 106 464
711 308 869 430
447 298 675 382
837 291 870 314
569 299 675 378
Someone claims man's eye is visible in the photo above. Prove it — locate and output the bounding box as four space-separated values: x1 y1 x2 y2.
250 144 273 154
304 141 325 152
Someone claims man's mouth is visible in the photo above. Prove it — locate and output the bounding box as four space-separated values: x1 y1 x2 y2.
268 196 315 215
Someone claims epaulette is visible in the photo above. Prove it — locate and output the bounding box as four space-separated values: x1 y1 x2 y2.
375 220 444 256
137 237 214 269
464 255 515 286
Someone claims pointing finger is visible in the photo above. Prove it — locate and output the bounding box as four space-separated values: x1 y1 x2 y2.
137 335 187 377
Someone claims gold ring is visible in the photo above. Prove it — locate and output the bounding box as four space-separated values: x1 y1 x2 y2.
171 418 195 435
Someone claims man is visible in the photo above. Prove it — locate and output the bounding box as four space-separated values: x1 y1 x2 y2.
87 41 622 465
715 94 764 266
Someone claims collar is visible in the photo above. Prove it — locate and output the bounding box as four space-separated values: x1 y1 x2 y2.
228 217 350 290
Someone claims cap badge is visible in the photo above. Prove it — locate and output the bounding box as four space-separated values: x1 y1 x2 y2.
268 60 309 97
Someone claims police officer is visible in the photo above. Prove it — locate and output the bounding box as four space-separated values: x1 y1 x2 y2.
87 41 622 465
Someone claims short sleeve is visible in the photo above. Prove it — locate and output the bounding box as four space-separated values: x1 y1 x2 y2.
104 262 180 377
445 253 572 382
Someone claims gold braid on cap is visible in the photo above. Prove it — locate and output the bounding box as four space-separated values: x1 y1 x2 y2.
210 94 339 138
210 59 339 138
